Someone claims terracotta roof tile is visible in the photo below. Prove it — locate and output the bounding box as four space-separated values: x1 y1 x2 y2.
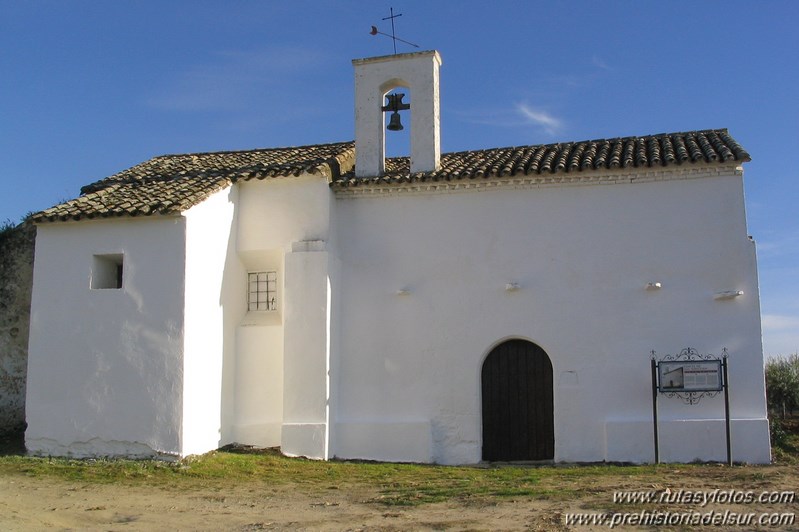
33 129 748 223
33 142 355 222
333 129 749 188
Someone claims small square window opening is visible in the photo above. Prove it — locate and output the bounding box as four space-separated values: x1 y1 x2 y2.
248 271 277 311
91 254 124 289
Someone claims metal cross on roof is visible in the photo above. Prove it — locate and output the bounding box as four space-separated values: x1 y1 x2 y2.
369 7 419 54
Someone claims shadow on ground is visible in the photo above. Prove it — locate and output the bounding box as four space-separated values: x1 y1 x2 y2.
0 430 25 456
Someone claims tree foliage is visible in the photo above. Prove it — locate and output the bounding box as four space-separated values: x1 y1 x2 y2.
766 354 799 419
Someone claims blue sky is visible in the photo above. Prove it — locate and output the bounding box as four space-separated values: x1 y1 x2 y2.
2 1 797 356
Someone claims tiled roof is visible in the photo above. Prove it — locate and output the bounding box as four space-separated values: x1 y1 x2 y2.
33 143 355 222
33 129 748 223
333 129 749 187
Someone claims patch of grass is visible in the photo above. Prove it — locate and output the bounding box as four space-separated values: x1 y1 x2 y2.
0 446 794 507
769 414 799 464
371 466 551 506
0 450 671 506
0 455 183 484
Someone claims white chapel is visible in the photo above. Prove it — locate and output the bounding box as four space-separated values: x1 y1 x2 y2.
25 51 771 464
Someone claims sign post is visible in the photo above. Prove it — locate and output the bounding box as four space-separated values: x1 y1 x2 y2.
651 357 659 464
723 356 731 466
651 348 730 465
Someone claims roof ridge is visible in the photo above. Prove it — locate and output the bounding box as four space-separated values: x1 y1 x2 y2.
150 140 356 160
342 129 749 186
34 129 747 223
418 128 733 159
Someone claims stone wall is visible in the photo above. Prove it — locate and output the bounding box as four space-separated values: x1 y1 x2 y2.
0 221 34 434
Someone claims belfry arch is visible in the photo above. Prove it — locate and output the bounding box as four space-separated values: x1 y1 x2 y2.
352 50 441 177
381 84 412 158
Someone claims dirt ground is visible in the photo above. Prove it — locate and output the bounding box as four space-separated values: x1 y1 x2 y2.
1 431 797 531
2 465 798 531
0 474 574 531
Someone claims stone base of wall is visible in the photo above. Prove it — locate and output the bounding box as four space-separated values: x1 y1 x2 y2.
0 220 35 434
25 437 179 460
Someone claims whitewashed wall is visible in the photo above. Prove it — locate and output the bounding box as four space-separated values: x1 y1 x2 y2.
331 166 770 464
25 175 338 459
26 217 187 458
234 176 336 456
237 176 333 251
25 163 770 464
182 186 242 455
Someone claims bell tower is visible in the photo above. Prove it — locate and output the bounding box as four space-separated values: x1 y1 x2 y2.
353 50 442 177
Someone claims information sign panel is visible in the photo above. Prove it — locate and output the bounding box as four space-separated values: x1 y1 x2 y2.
658 360 722 392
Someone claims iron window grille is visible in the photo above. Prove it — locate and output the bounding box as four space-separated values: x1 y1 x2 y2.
248 271 277 311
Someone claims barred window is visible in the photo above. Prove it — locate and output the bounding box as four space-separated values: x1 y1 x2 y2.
248 271 277 311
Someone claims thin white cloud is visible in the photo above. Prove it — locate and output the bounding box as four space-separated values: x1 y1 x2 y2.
516 103 563 136
146 46 326 113
754 232 799 259
543 75 582 88
456 104 565 139
592 55 611 71
762 314 799 331
761 314 799 357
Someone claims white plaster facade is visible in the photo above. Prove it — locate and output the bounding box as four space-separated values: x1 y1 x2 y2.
27 216 187 457
25 51 771 463
332 168 769 464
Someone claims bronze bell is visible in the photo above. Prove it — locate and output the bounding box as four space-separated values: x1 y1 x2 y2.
387 111 404 131
382 92 410 132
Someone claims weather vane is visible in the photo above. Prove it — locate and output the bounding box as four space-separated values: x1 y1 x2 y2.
370 7 419 54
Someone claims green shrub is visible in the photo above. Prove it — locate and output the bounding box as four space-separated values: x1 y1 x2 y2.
765 355 799 419
770 418 787 448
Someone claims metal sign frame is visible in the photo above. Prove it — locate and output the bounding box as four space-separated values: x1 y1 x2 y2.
658 359 723 393
650 348 731 466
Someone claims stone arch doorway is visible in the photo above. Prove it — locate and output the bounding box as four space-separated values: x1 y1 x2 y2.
481 339 554 461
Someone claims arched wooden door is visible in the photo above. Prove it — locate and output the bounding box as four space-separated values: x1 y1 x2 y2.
481 339 554 461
